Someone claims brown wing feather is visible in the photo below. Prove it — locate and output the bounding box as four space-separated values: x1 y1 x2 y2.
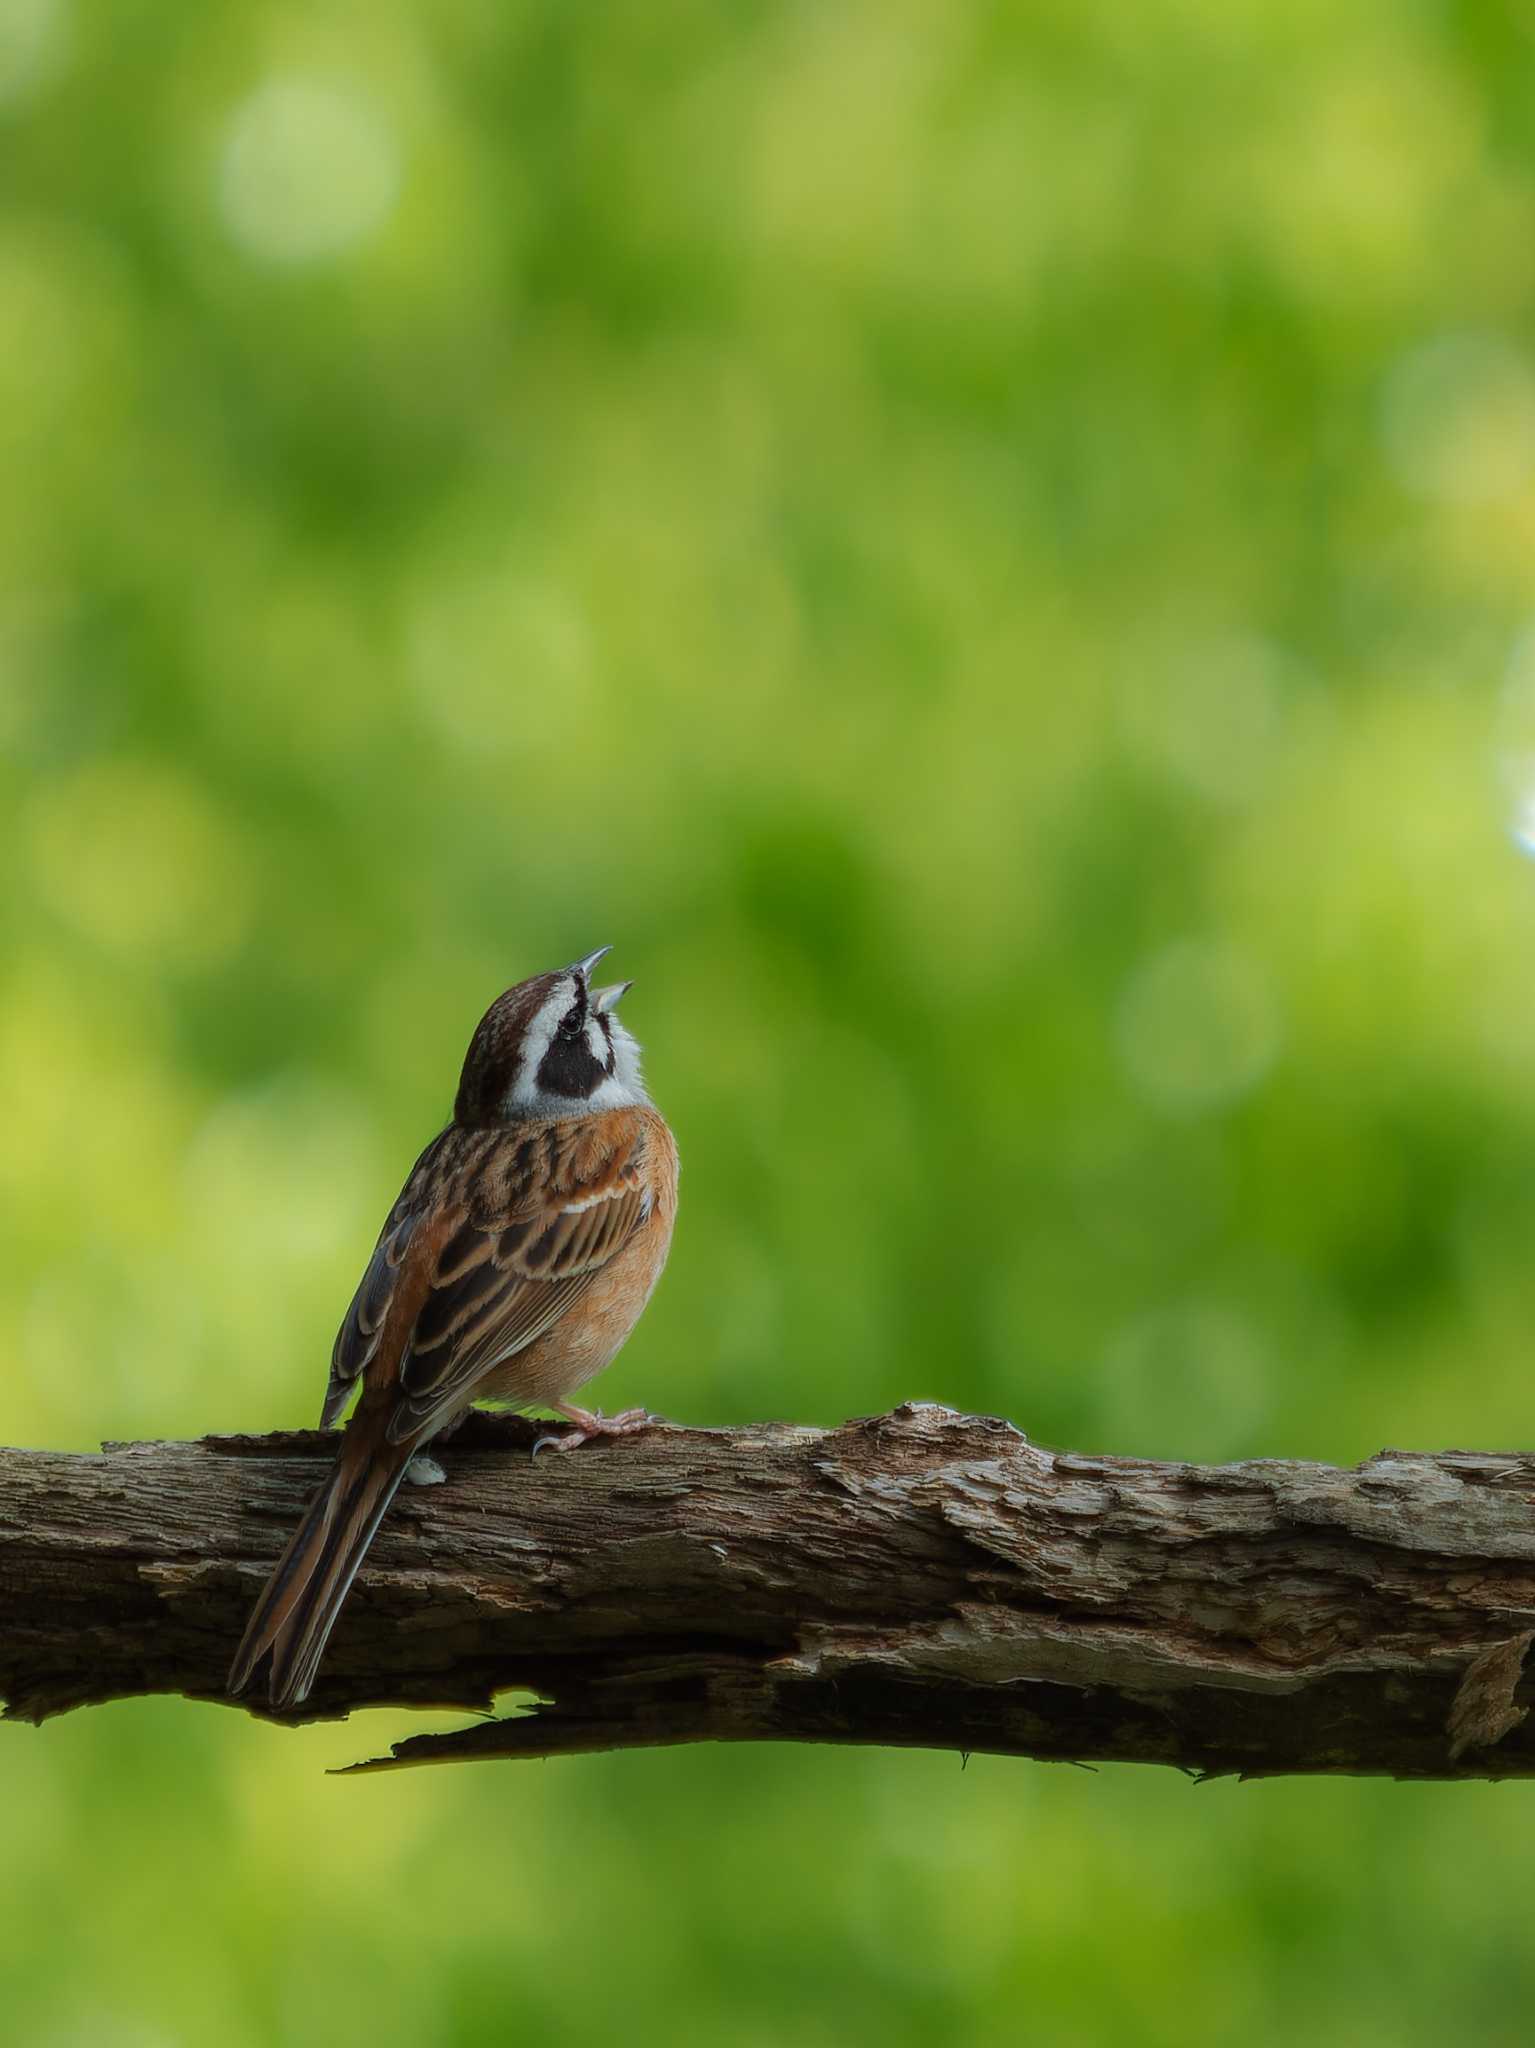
386 1163 650 1433
320 1130 464 1428
360 1113 656 1443
233 1109 663 1708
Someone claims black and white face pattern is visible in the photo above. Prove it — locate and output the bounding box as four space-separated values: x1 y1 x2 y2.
452 952 649 1127
504 960 647 1120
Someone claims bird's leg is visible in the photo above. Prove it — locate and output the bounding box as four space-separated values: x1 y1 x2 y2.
531 1403 663 1457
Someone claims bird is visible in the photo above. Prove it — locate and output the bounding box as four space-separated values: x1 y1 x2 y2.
227 946 678 1710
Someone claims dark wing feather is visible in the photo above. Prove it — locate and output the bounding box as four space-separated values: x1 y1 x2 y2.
380 1116 655 1443
320 1131 457 1428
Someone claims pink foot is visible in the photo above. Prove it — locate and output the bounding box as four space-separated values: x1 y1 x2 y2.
531 1404 663 1458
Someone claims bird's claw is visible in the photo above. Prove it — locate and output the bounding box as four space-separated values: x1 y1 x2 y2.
530 1405 663 1459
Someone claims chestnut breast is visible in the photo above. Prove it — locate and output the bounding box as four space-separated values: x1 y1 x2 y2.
476 1105 678 1412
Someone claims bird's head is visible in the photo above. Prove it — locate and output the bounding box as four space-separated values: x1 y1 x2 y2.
453 946 647 1126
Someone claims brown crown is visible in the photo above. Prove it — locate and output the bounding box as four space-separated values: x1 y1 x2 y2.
452 971 564 1127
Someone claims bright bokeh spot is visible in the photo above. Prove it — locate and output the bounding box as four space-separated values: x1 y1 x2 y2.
0 0 66 106
1115 940 1282 1116
403 565 595 754
218 75 400 264
21 758 254 968
1379 331 1535 505
1097 1299 1274 1459
1121 631 1291 807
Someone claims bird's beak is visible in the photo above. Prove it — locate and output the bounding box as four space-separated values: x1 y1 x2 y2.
572 945 613 981
591 980 633 1014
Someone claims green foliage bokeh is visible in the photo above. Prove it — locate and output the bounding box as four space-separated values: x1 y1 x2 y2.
5 3 1535 2042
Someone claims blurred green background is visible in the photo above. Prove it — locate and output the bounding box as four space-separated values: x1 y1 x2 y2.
5 1 1535 2042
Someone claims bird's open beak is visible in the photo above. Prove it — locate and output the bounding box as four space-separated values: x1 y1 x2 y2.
572 945 612 980
591 980 633 1014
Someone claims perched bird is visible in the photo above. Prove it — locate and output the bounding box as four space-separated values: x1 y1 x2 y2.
227 947 678 1709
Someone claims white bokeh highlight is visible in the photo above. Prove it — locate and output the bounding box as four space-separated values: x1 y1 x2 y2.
1115 939 1281 1116
218 75 400 265
1380 331 1535 505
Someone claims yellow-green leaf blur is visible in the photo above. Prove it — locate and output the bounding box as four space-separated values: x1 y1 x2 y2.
4 4 1535 2043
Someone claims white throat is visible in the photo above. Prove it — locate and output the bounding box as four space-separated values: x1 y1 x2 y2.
501 977 650 1120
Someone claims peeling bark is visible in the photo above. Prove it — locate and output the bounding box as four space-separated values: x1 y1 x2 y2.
3 1405 1535 1778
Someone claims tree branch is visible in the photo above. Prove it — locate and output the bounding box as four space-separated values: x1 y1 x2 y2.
3 1404 1534 1778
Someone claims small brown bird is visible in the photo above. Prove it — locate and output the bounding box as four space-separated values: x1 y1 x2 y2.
228 947 678 1709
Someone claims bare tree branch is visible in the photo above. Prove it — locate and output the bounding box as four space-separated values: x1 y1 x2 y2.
3 1405 1534 1778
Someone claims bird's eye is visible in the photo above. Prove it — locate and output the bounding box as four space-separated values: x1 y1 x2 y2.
557 1006 584 1041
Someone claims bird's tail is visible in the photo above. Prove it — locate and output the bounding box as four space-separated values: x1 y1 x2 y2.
227 1429 414 1710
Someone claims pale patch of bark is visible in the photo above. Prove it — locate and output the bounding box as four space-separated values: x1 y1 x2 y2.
1447 1633 1533 1761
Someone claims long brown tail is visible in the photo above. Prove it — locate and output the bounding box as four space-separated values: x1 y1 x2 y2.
227 1429 414 1710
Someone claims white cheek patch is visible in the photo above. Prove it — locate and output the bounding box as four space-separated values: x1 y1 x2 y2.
572 1022 648 1111
583 1075 641 1110
501 983 651 1119
505 978 577 1113
600 1018 647 1105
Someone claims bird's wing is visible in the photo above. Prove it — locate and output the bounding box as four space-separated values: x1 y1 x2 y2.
328 1115 656 1445
321 1131 453 1429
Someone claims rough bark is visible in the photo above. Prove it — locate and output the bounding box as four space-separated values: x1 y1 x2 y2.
2 1405 1534 1779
